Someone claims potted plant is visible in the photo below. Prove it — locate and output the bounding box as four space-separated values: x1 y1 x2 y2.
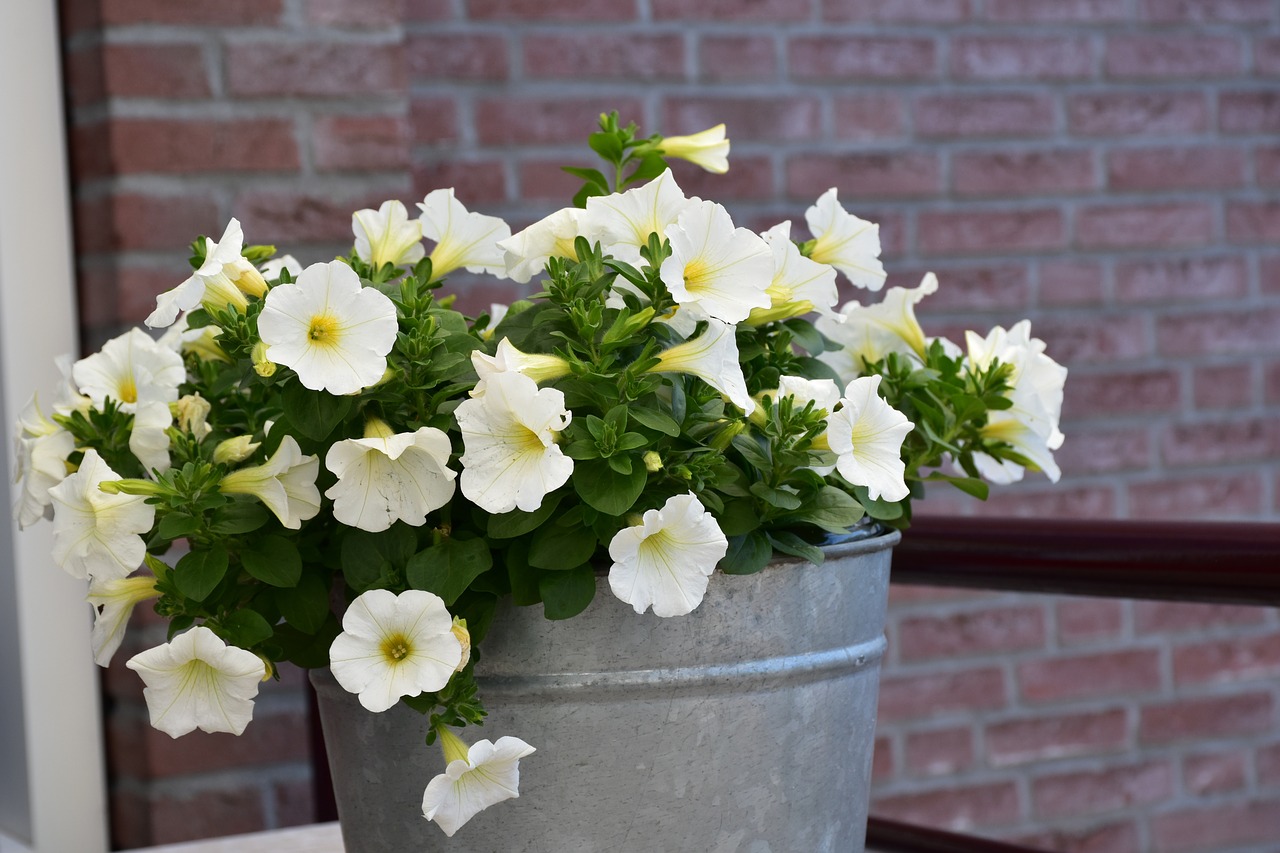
14 115 1065 851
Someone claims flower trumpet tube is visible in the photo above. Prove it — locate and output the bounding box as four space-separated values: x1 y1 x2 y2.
146 218 260 328
647 319 754 415
418 188 511 281
422 727 536 837
471 338 572 396
218 436 321 529
88 575 160 667
353 199 426 270
657 123 730 174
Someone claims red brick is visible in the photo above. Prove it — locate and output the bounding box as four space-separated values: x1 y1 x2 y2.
1268 362 1280 403
236 187 409 244
1150 800 1280 853
1129 472 1266 518
986 709 1129 767
1174 633 1280 685
1106 34 1244 79
1029 312 1149 364
654 0 807 20
413 160 506 205
313 114 409 172
1182 749 1248 795
1065 370 1180 418
898 606 1046 662
951 36 1093 81
823 0 972 22
1054 427 1151 475
666 156 774 202
872 735 893 781
80 264 178 327
404 0 453 20
107 118 298 174
1192 363 1254 409
76 193 221 254
915 93 1055 138
1032 761 1174 819
903 726 974 776
898 264 1029 311
1018 649 1162 703
307 0 404 26
789 36 937 81
469 0 635 19
524 33 684 81
872 783 1020 831
918 208 1064 255
1263 254 1280 295
410 96 459 145
226 41 405 97
786 152 941 201
663 96 821 144
1228 200 1280 243
517 159 590 203
887 585 996 606
111 711 310 779
985 0 1128 20
101 0 282 24
698 36 777 83
1040 260 1106 306
1163 417 1280 467
1057 599 1126 645
1107 145 1246 192
475 97 646 146
1068 91 1209 136
1220 91 1280 133
1258 37 1280 75
1115 255 1247 303
952 148 1095 197
273 778 318 827
878 667 1007 721
1011 820 1141 853
63 44 106 109
1139 0 1276 21
149 786 268 845
101 43 212 100
1257 145 1280 185
407 33 509 81
70 122 114 183
1157 307 1280 356
977 484 1118 518
1076 202 1215 250
1258 742 1280 785
832 95 906 141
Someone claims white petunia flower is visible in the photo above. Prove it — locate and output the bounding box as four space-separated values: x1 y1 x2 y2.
158 314 231 363
758 221 840 320
817 272 939 383
87 574 160 667
175 394 212 441
129 397 173 475
146 218 265 328
455 370 573 514
324 421 457 533
826 376 914 502
12 393 76 529
607 492 728 617
804 188 886 291
72 328 186 414
49 450 155 581
648 319 754 415
482 303 509 341
776 375 841 416
660 200 773 324
329 589 462 713
497 207 582 284
471 338 571 396
126 626 266 738
353 200 426 270
658 124 730 174
257 260 399 395
423 728 536 837
260 254 303 281
418 189 511 281
218 436 321 529
580 169 696 267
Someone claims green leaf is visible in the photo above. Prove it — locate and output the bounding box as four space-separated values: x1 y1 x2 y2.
924 472 989 500
174 547 229 602
157 513 201 540
852 486 905 521
341 526 417 591
405 537 494 605
220 609 274 648
766 531 825 565
281 381 352 442
210 503 270 535
782 318 826 355
749 482 803 511
731 434 772 472
540 565 596 620
505 539 541 606
787 486 865 534
272 616 340 668
572 458 646 515
241 536 303 588
720 531 772 575
275 574 330 634
628 407 680 437
718 500 761 536
588 130 624 164
528 522 598 571
487 494 562 539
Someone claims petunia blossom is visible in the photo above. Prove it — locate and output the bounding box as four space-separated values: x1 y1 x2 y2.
470 338 571 396
324 422 457 532
608 492 728 618
129 397 173 475
353 199 426 270
580 169 696 268
218 435 321 529
88 574 160 667
257 260 400 395
422 728 536 837
756 221 840 322
647 319 754 415
418 189 511 281
826 376 914 502
146 218 265 328
658 124 730 174
804 188 886 291
72 327 186 414
660 200 772 324
126 626 266 738
259 254 303 281
49 450 155 582
329 589 462 713
12 393 76 529
497 207 581 284
817 272 939 383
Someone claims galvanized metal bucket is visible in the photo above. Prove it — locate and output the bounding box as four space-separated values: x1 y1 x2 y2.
312 530 898 853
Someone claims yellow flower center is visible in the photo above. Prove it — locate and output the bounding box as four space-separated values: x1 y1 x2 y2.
118 375 138 404
683 259 710 291
381 633 412 662
512 424 547 454
308 314 341 344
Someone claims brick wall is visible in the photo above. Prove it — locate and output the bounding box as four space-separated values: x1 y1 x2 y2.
56 0 1280 849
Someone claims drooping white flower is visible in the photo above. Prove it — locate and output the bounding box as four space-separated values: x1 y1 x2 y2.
324 421 457 533
218 436 321 529
418 189 511 281
126 626 266 738
660 200 773 324
72 328 186 414
580 169 696 267
257 260 400 395
826 376 914 502
658 124 730 174
329 589 462 714
758 221 840 320
648 319 754 415
12 393 76 529
87 574 160 667
260 254 303 281
129 398 173 475
608 492 728 618
804 188 886 291
423 728 536 837
471 338 571 396
146 218 265 328
482 303 509 341
498 207 581 284
455 371 573 514
817 273 939 383
353 199 426 270
49 450 155 582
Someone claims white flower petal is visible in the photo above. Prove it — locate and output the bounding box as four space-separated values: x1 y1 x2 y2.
72 328 186 413
146 219 250 328
804 188 886 291
649 319 754 415
827 376 914 502
580 169 696 267
353 200 426 270
497 207 581 284
325 427 457 532
422 735 536 837
761 221 840 318
660 200 772 324
49 450 155 581
817 272 938 384
418 189 511 280
88 575 160 667
607 493 727 617
219 436 321 529
659 124 730 174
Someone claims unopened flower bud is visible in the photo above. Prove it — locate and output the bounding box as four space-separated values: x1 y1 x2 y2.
251 342 276 377
643 451 663 472
451 617 471 673
709 420 746 451
231 260 269 298
175 394 212 441
214 435 260 465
